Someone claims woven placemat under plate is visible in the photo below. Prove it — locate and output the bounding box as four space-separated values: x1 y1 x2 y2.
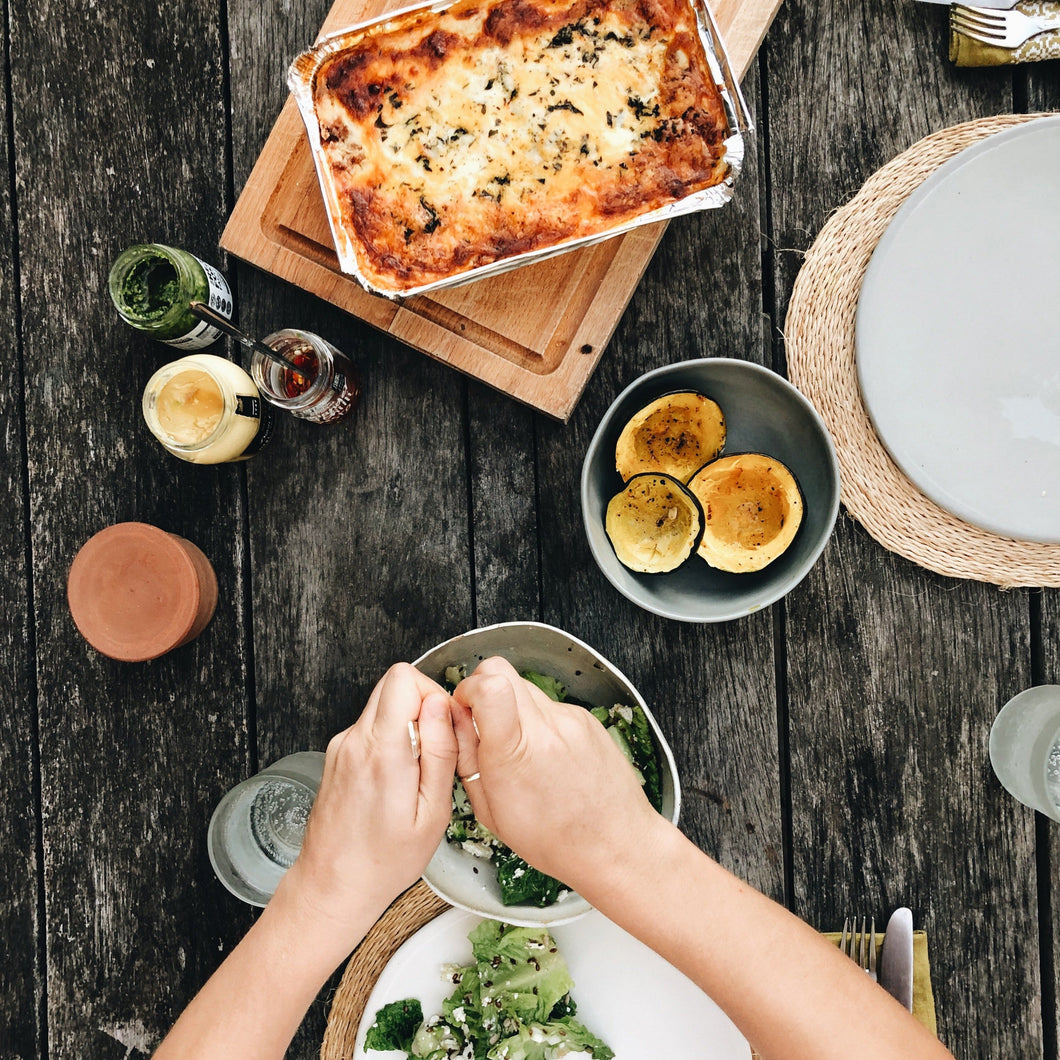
785 112 1060 589
322 881 449 1060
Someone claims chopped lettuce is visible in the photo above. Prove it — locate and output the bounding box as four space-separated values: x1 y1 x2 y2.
444 664 468 692
521 671 567 702
441 962 485 1045
368 922 611 1060
410 1019 466 1059
486 1018 615 1060
494 850 565 908
592 703 662 812
469 921 572 1023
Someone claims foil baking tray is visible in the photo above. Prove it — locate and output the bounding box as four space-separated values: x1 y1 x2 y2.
288 0 753 300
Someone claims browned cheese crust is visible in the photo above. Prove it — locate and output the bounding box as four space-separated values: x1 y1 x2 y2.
312 0 731 289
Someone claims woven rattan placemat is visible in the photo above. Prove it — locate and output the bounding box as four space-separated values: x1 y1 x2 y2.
321 881 449 1060
785 112 1060 589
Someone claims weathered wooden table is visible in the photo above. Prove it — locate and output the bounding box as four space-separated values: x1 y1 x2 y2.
1 1 1057 1056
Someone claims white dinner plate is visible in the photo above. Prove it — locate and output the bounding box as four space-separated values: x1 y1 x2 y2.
353 907 750 1059
856 116 1060 543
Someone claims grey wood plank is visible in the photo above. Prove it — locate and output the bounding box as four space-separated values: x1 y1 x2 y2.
1026 64 1060 115
228 5 474 1055
1044 590 1060 1060
9 0 253 1053
531 71 787 899
468 384 540 626
766 2 1039 1055
0 19 44 1056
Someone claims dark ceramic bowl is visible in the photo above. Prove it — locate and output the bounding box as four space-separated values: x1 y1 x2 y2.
581 359 840 623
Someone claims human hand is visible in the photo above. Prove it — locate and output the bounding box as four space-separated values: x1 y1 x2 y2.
279 663 457 951
450 657 661 891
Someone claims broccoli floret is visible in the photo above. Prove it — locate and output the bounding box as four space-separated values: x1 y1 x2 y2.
365 998 423 1052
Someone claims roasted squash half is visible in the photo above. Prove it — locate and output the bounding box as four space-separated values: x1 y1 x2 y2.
615 392 726 484
686 454 804 573
605 473 703 574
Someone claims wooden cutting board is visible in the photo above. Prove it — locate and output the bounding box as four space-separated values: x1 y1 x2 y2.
221 0 781 420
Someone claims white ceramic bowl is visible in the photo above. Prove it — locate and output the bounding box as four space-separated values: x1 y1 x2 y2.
581 358 841 623
414 621 680 926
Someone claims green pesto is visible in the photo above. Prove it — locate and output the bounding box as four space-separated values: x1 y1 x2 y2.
120 255 182 320
109 244 212 340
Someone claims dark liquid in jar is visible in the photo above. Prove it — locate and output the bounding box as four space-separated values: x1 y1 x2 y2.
280 347 319 399
264 334 360 425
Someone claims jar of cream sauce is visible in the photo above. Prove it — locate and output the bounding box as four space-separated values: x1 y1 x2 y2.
143 354 273 463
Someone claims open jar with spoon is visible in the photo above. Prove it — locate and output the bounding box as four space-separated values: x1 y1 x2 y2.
251 328 361 425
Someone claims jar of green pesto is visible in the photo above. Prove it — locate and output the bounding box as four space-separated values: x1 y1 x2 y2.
108 244 234 350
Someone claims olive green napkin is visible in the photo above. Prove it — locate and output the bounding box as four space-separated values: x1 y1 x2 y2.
824 929 938 1036
951 1 1060 66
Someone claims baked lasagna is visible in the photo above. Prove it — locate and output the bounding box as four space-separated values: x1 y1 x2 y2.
302 0 734 292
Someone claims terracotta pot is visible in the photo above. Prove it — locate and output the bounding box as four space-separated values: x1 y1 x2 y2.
67 522 218 662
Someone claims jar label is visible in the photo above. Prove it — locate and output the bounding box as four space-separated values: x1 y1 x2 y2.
242 402 274 456
163 258 233 350
163 318 223 350
234 394 261 420
194 257 234 318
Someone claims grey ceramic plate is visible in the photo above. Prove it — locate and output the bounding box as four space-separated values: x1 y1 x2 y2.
581 359 840 623
414 622 680 926
856 116 1060 543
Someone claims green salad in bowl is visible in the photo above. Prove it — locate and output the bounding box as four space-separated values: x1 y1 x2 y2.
414 622 680 927
442 664 663 909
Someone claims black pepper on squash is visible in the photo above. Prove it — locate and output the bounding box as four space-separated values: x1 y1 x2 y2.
605 473 703 574
614 392 725 483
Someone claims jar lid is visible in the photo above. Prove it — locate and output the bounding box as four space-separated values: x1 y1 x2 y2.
67 522 217 661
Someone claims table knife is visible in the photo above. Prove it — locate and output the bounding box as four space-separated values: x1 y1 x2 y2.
879 907 914 1011
914 0 1018 7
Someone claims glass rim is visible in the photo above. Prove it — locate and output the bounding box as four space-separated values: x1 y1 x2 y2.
142 357 240 452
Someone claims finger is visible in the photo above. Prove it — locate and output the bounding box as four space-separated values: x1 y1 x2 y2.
453 670 527 761
448 696 497 832
474 657 554 726
364 663 445 734
356 669 389 729
451 697 481 781
416 692 458 827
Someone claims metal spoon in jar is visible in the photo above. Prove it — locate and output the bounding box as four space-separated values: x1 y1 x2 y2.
187 301 309 380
